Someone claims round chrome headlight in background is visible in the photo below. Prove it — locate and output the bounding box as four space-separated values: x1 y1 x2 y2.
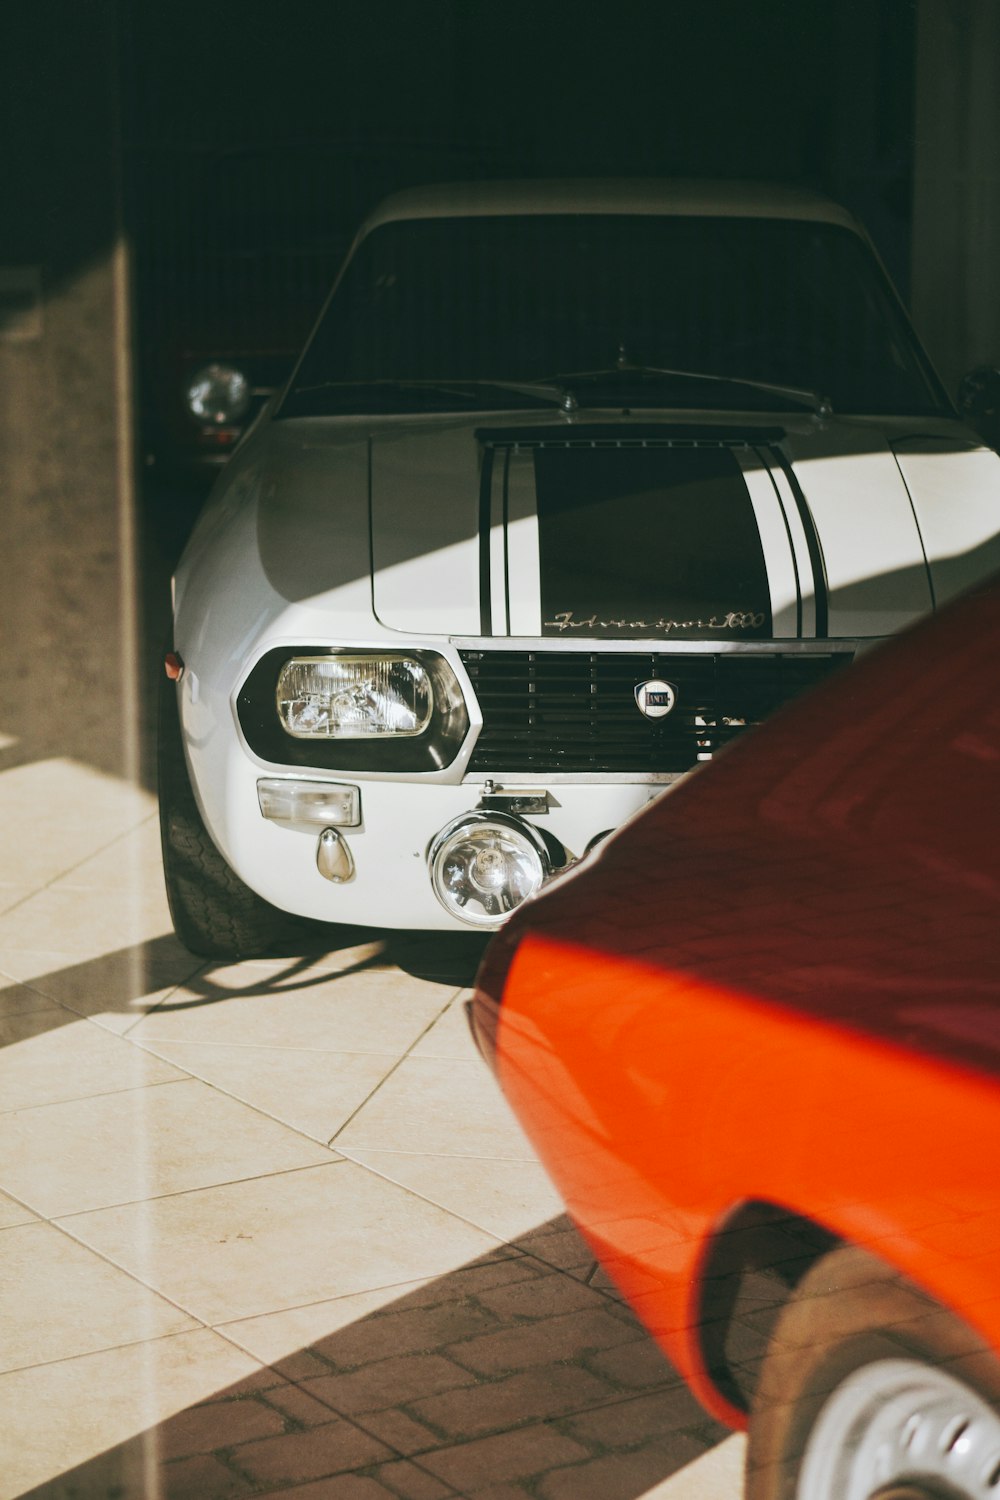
185 362 251 425
429 812 551 928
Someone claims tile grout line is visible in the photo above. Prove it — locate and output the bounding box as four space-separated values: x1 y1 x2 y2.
0 1073 199 1118
120 1030 408 1158
127 1036 419 1150
46 1156 349 1223
113 958 212 1036
0 1183 41 1224
207 1271 458 1336
335 1145 540 1164
0 1173 458 1391
2 1304 463 1500
0 810 162 922
2 986 423 1164
202 1248 519 1384
324 988 467 1149
126 1035 470 1058
0 1211 265 1378
324 1148 574 1277
326 1149 632 1310
0 1074 230 1122
0 1321 227 1381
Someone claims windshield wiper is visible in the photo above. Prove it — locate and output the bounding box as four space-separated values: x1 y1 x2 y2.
549 363 834 416
288 377 575 410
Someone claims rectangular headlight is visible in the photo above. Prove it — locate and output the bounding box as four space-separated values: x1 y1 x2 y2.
257 779 361 827
276 655 433 739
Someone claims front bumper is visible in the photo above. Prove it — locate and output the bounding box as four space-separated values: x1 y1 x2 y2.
177 629 857 932
195 742 668 930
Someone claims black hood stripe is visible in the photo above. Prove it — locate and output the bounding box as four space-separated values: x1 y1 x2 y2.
478 444 496 636
533 445 773 640
774 450 828 638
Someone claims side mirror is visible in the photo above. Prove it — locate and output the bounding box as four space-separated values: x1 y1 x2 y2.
958 365 1000 450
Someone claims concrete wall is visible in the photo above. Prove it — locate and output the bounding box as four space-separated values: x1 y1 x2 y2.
912 0 1000 395
0 0 137 782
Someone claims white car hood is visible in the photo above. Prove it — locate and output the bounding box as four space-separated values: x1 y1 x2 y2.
367 413 1000 641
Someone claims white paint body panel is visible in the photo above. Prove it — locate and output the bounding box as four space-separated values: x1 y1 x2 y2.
892 439 1000 605
783 425 934 635
370 425 482 635
505 455 543 637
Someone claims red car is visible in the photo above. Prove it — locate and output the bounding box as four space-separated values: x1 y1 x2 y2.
473 574 1000 1500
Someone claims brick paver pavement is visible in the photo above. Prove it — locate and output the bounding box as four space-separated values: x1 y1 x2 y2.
18 1229 732 1499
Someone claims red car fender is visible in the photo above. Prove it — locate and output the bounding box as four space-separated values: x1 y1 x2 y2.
496 934 1000 1428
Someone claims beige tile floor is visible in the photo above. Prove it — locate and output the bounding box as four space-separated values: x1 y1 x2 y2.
0 754 745 1499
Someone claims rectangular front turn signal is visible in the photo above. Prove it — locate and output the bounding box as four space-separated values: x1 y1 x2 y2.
257 779 361 828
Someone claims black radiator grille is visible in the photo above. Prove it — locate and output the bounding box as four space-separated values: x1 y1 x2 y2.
460 650 852 774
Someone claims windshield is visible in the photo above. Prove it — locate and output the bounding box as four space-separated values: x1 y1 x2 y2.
280 214 945 417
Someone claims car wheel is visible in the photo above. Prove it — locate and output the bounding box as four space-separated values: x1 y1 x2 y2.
158 671 303 960
746 1245 1000 1500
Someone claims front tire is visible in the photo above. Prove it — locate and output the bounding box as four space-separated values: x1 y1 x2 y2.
158 671 303 960
747 1246 1000 1500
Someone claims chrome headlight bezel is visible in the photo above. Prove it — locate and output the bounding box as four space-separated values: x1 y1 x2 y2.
184 362 252 425
428 811 552 928
237 647 471 772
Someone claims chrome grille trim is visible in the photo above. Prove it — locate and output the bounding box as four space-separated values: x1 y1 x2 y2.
459 645 856 775
453 636 861 655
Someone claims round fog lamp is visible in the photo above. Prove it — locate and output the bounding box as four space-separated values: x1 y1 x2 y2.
429 812 550 928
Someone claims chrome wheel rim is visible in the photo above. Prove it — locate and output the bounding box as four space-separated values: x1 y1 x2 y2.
797 1358 1000 1500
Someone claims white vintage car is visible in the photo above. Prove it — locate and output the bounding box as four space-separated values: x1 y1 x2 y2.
161 179 1000 957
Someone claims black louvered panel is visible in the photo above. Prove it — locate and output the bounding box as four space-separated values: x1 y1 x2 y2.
460 650 850 774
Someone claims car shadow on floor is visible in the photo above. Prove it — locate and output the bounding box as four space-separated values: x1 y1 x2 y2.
18 1216 731 1500
0 929 491 1051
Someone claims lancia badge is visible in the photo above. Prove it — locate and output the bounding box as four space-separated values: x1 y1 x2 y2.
634 679 677 720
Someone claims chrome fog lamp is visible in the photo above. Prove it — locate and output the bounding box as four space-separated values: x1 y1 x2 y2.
277 655 433 739
429 812 551 928
185 362 251 424
257 779 360 828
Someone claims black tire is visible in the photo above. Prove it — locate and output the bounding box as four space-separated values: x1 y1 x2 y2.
158 670 304 960
746 1245 1000 1500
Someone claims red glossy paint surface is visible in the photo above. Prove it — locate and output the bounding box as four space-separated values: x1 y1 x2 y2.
480 575 1000 1426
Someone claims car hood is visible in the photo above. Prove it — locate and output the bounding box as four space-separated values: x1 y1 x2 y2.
250 409 1000 640
364 410 1000 640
